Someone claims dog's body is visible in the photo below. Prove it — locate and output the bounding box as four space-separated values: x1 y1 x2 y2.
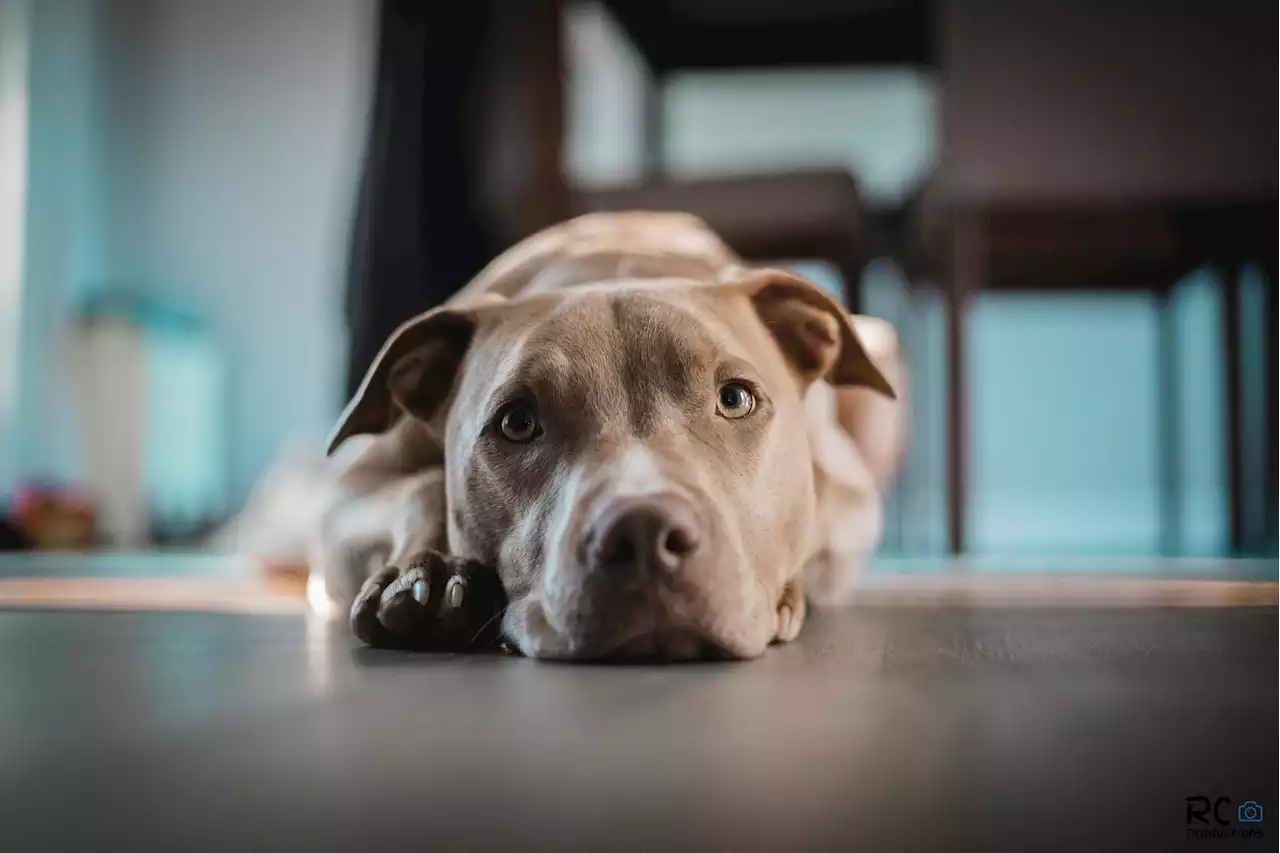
310 212 906 659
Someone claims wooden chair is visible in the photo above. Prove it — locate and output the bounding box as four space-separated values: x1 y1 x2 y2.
904 194 1277 555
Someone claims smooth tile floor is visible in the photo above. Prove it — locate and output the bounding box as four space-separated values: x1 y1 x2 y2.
1 601 1275 852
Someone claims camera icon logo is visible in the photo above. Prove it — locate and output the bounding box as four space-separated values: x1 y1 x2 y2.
1237 801 1264 823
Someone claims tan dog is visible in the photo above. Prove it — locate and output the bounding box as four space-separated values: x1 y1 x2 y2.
311 212 906 660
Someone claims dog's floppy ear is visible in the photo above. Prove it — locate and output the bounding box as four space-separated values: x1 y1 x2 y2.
731 268 896 398
326 307 477 456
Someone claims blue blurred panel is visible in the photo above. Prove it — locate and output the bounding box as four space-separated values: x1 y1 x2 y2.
904 289 950 554
783 260 843 303
966 281 1234 557
144 325 229 535
664 69 937 204
1172 271 1226 555
969 294 1163 555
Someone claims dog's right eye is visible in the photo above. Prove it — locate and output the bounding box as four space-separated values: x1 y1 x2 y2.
496 401 542 443
716 381 756 420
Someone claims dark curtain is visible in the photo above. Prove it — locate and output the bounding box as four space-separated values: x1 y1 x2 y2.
344 2 498 398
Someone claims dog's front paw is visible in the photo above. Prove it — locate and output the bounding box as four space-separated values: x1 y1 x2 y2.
773 579 807 644
350 552 508 652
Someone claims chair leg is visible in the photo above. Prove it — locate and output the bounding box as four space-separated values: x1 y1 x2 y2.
887 279 913 553
641 70 666 180
1155 287 1180 557
946 218 980 556
838 252 865 315
946 295 968 556
1221 262 1244 555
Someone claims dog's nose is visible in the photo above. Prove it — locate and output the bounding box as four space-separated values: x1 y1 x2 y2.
588 495 700 573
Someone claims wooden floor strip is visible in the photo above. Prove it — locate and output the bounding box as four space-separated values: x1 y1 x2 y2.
0 576 309 615
0 573 1273 614
854 575 1278 607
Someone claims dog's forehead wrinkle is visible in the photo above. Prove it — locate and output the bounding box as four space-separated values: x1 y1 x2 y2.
611 292 721 378
480 291 722 438
474 303 613 426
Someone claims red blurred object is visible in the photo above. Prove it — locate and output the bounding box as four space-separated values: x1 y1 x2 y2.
8 481 100 550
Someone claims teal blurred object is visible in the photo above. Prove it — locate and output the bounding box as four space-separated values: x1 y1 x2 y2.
71 292 229 546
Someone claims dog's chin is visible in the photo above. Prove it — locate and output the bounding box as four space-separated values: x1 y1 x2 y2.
502 596 769 662
608 629 743 662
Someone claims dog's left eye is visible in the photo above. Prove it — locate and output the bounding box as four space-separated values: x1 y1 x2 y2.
496 401 542 443
716 381 756 419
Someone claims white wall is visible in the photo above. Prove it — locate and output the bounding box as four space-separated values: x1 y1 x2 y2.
0 0 31 490
94 0 375 503
8 0 103 489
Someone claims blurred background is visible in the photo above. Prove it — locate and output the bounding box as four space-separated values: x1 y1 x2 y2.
0 0 1274 568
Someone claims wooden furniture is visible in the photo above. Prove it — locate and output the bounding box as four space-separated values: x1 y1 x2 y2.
575 170 869 310
581 1 935 311
599 0 932 72
1188 202 1279 556
909 196 1277 555
599 0 933 176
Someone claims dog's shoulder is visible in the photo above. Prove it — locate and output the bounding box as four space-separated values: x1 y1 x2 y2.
449 212 746 305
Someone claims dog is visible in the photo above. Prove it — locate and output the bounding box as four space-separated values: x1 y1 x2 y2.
307 211 907 660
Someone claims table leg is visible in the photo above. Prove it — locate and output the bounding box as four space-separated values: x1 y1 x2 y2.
838 244 865 316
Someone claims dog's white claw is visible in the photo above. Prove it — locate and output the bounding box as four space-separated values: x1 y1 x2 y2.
775 605 797 642
445 576 466 609
412 579 430 605
774 583 806 643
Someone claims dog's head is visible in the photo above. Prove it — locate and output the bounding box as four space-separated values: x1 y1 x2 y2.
331 270 893 660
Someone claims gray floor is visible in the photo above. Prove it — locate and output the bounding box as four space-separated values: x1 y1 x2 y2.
1 602 1275 852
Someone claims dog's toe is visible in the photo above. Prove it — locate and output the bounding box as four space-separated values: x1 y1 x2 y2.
376 563 433 636
350 566 400 646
